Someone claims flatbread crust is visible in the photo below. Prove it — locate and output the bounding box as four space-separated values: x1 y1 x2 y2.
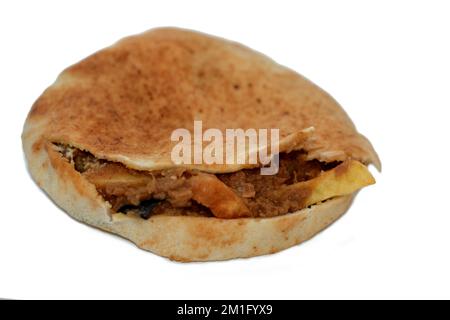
23 136 355 261
23 27 379 261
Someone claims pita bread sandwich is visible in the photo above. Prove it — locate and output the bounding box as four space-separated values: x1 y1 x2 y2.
22 27 380 262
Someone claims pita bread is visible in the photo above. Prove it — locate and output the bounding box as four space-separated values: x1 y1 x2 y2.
22 27 380 261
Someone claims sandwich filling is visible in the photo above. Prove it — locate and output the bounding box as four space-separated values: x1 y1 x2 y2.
56 144 375 219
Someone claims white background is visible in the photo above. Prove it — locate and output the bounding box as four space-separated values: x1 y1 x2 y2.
1 0 449 300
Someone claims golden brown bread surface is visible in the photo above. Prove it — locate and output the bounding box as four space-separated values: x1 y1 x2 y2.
26 27 380 172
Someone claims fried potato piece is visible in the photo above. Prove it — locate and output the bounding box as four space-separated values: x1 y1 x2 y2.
189 173 251 219
83 163 154 187
271 160 375 211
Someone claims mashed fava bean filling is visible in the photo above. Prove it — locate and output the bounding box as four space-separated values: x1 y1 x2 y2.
56 144 340 219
